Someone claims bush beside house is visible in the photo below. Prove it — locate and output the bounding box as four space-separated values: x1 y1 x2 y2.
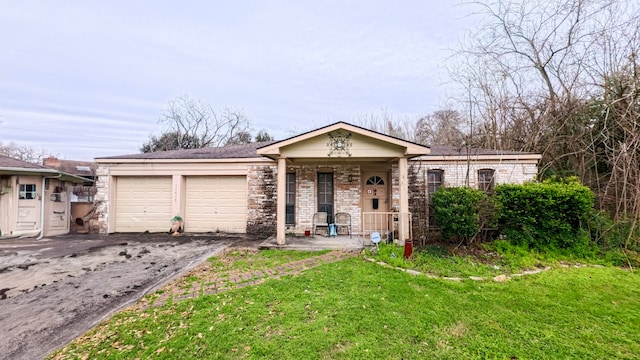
428 178 638 263
495 177 594 250
431 187 489 244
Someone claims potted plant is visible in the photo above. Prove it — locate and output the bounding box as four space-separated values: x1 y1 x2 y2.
170 215 184 235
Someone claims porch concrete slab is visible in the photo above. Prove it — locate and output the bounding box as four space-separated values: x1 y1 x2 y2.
259 235 364 251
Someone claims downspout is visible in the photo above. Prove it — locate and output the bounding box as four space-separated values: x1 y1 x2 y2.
37 174 61 240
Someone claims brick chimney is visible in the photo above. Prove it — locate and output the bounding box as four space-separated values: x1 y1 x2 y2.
43 156 60 168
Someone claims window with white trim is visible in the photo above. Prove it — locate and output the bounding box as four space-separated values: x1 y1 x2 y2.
19 184 37 199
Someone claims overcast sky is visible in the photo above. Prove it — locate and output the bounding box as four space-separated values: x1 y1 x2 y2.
0 1 476 161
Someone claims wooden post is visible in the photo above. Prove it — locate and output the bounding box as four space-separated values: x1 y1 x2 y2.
276 157 287 245
398 157 409 242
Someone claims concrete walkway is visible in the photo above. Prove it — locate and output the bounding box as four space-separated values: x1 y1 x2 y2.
259 235 364 251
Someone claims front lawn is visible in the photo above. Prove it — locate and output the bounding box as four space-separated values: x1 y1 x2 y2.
51 250 640 359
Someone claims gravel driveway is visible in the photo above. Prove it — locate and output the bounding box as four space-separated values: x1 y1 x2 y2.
0 233 264 360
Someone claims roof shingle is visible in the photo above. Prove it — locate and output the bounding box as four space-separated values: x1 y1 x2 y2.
95 141 276 160
0 154 50 170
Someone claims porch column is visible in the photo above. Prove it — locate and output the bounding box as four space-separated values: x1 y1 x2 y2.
276 157 287 245
398 157 409 242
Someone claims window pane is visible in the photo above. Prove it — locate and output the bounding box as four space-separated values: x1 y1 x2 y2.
19 184 37 200
317 172 333 222
478 169 495 193
366 176 384 185
286 173 295 225
427 170 443 195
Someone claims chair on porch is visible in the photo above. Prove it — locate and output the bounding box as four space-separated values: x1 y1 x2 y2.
312 212 329 235
334 212 352 238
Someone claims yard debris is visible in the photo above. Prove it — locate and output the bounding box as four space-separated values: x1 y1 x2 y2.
493 274 508 282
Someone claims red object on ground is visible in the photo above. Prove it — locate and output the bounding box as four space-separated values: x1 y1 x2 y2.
404 239 413 259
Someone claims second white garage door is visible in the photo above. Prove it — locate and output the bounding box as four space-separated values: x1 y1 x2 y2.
185 176 247 233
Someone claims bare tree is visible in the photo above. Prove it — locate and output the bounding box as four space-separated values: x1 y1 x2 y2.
140 131 202 153
351 108 417 140
451 0 640 221
0 141 54 164
143 95 253 152
414 110 467 146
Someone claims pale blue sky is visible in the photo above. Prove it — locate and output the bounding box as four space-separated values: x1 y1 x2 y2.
0 1 475 160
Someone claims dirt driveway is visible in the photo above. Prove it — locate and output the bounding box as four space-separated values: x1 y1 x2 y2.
0 233 265 360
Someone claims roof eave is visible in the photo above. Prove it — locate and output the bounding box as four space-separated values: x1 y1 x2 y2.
94 157 273 164
415 154 542 161
0 168 90 184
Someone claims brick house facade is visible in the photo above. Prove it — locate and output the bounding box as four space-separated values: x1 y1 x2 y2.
94 122 540 244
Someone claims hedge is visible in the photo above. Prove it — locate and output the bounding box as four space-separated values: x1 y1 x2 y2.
495 177 594 249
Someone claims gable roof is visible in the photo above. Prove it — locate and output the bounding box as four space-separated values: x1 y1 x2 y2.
257 121 430 159
0 154 92 183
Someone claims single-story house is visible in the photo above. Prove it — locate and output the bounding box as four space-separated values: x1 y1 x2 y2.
94 122 541 244
0 154 92 238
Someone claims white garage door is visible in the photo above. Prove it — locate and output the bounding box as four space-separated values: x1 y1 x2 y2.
115 176 172 232
185 176 247 233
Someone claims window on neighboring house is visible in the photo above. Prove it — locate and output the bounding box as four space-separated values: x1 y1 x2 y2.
427 170 443 195
427 170 444 227
317 172 334 223
285 173 296 225
478 169 495 194
19 184 37 200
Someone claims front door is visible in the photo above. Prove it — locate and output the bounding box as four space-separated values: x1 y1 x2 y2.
362 172 389 235
17 177 40 231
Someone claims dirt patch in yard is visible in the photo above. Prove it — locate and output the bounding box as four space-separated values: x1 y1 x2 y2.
0 233 266 360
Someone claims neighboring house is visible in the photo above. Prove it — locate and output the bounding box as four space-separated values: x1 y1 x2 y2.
43 157 96 202
94 122 541 244
43 157 97 234
0 154 91 238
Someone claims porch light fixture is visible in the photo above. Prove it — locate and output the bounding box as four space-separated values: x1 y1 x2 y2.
348 174 353 182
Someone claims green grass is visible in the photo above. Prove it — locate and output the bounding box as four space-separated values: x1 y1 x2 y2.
208 248 330 272
51 252 640 360
369 241 636 278
371 243 505 277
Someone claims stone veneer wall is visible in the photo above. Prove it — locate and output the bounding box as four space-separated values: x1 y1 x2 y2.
408 162 428 241
94 165 110 234
246 165 277 236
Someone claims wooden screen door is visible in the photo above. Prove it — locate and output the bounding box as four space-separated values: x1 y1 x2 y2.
362 172 389 233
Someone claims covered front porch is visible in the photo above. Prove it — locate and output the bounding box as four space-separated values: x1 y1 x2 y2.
256 122 429 246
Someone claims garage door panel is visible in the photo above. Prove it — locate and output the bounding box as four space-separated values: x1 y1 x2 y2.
185 176 246 233
115 177 172 232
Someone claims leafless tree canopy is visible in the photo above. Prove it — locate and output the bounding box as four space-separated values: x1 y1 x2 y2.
448 0 640 221
0 141 53 164
141 95 253 152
